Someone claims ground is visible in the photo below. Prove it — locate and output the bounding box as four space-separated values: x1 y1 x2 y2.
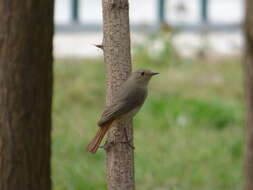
52 57 244 190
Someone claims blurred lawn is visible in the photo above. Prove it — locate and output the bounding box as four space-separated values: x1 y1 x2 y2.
52 57 244 190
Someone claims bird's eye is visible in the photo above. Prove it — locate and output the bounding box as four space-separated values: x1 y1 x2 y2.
141 72 144 76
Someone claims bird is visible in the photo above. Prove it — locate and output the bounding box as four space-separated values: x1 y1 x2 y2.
86 69 159 154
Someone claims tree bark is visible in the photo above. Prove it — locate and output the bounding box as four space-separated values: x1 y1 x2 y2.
244 0 253 190
0 1 54 190
102 0 134 189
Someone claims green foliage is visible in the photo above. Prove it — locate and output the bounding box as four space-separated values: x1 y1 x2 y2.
144 95 243 130
52 57 244 190
133 31 180 66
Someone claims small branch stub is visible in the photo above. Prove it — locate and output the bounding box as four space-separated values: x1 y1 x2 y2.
94 44 104 50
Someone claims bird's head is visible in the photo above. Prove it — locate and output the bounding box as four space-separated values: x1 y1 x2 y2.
131 69 159 86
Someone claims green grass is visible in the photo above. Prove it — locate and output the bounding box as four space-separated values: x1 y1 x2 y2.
52 57 244 190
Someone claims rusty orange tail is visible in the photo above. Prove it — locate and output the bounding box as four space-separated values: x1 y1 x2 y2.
86 121 113 154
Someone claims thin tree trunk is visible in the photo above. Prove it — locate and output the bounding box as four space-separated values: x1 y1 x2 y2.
0 1 54 190
102 0 135 189
244 0 253 190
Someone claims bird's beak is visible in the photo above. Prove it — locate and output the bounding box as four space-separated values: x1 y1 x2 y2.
150 72 159 76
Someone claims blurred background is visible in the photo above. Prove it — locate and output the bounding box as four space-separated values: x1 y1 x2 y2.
52 0 245 189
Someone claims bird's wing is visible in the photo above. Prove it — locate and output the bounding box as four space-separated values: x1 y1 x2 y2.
97 87 147 127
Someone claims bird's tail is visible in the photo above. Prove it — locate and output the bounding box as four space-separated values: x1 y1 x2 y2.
86 121 113 154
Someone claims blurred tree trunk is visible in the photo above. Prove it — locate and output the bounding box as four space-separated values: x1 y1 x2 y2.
102 0 134 189
0 1 54 190
244 0 253 190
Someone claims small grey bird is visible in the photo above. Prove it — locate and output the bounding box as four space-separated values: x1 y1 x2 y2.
86 69 159 153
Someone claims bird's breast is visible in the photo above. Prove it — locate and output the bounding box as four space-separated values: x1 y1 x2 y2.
122 106 141 120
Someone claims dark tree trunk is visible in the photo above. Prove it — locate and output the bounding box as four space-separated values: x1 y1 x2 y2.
0 1 54 190
244 0 253 190
101 0 135 189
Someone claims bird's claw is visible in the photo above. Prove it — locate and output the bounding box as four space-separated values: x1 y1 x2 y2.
99 140 134 151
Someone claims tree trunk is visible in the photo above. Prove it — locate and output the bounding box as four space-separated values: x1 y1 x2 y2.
244 0 253 190
0 1 54 190
102 0 134 189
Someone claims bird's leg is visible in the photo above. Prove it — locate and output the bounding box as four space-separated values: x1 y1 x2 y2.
99 129 117 151
99 128 134 150
120 127 135 150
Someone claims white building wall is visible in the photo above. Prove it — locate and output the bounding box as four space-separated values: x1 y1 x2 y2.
54 0 244 25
